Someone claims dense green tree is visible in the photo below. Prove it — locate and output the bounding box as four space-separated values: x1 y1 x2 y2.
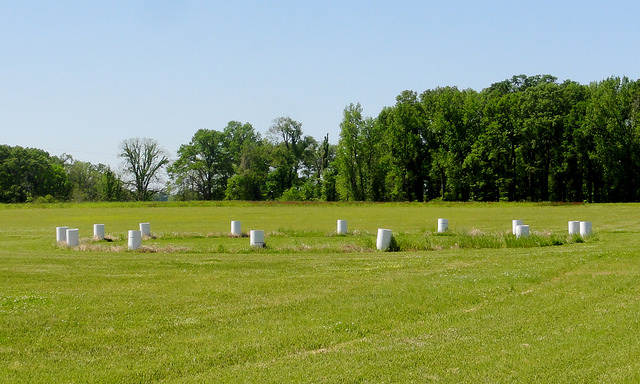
335 103 385 201
101 167 126 201
315 134 334 178
222 122 269 201
61 156 105 202
336 103 367 201
582 77 640 201
266 116 315 199
292 134 335 201
0 145 71 203
465 91 521 201
223 121 261 168
486 74 558 95
168 129 232 200
225 138 271 201
549 80 589 202
422 87 479 200
518 80 566 201
379 91 430 201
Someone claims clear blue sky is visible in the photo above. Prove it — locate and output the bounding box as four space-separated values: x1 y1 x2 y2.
2 0 639 167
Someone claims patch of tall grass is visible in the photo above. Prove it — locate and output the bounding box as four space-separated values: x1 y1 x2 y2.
394 229 594 252
55 227 596 255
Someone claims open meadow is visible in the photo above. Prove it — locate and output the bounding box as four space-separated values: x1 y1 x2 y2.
1 201 640 383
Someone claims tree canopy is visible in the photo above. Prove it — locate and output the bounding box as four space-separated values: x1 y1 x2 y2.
3 75 640 204
0 145 71 203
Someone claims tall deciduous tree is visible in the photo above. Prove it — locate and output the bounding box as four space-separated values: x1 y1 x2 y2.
266 116 314 198
119 137 169 201
336 103 384 201
223 121 260 168
422 87 477 201
518 80 565 201
224 139 270 201
168 129 231 200
336 103 365 201
465 91 521 201
556 80 589 202
380 91 430 201
223 121 269 201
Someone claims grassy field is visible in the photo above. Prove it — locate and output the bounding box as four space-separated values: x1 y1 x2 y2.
1 201 640 383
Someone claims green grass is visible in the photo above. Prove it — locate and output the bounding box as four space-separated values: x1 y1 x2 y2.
1 202 640 382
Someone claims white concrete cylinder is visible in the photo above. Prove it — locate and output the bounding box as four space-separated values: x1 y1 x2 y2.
512 220 523 235
250 230 265 247
139 222 151 237
580 221 592 237
128 230 142 250
66 228 79 247
437 218 449 233
568 221 580 235
515 225 529 238
94 224 105 240
376 228 392 251
56 226 68 242
231 221 242 237
337 220 347 235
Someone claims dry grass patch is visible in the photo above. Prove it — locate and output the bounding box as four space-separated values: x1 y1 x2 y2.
339 244 374 253
468 228 484 236
64 238 190 253
75 243 127 252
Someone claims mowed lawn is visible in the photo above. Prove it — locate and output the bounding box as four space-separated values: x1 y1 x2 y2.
1 202 640 383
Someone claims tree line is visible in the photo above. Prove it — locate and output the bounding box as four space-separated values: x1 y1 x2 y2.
2 74 640 204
